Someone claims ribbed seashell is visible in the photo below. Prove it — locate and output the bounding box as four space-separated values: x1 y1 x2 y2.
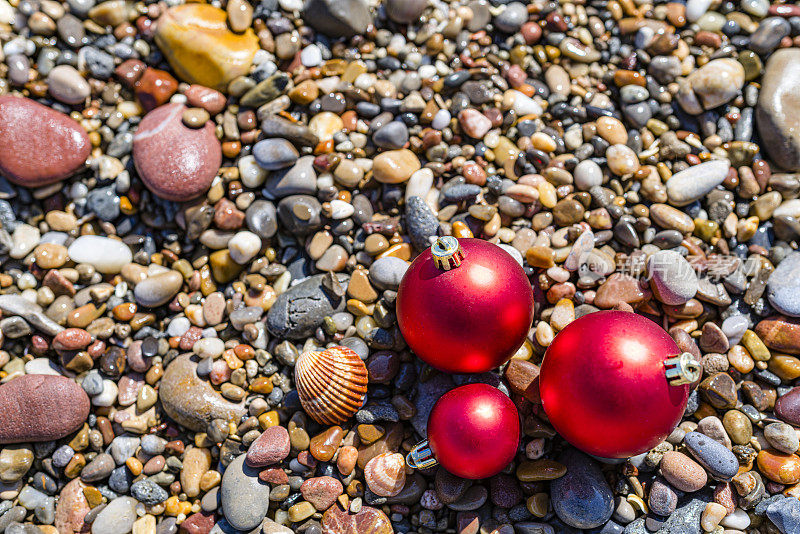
295 346 368 425
364 452 406 497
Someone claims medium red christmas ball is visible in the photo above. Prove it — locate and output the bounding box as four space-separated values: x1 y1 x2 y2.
413 383 520 479
539 311 700 458
396 237 534 374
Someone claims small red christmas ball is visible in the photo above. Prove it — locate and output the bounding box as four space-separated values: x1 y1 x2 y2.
539 311 700 458
397 237 534 374
427 383 520 479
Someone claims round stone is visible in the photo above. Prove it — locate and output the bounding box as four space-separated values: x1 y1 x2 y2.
133 103 222 202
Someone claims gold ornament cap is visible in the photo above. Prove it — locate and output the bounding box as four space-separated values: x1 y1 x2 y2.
431 236 464 271
664 352 701 386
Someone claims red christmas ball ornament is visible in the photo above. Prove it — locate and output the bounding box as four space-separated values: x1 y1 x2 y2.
397 237 534 374
407 383 520 479
539 311 700 459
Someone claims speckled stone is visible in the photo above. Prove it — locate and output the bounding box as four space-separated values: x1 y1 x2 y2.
0 96 91 188
683 431 738 481
133 103 221 202
0 375 89 444
405 196 440 250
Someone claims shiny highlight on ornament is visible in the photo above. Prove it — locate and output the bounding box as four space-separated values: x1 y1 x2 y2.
294 345 368 425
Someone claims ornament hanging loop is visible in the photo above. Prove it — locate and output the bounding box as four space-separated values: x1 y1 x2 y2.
664 352 701 385
406 439 438 470
431 236 464 271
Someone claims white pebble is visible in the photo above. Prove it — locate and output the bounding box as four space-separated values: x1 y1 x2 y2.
329 199 355 220
499 244 524 267
418 64 437 80
719 508 750 530
167 317 191 337
316 172 334 189
10 224 40 260
3 36 33 56
238 155 268 188
0 0 13 25
405 168 434 204
431 109 451 130
228 231 262 264
509 90 543 117
252 50 271 66
24 358 61 376
574 159 603 190
278 0 303 9
194 337 225 359
68 235 133 274
92 380 118 407
300 44 322 67
685 0 712 22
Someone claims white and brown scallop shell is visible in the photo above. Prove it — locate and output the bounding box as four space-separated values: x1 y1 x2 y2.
294 345 368 425
364 452 406 497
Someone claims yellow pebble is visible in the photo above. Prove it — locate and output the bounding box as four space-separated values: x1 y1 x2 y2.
451 221 474 238
200 470 222 491
83 486 104 508
164 496 192 516
132 515 156 534
530 132 557 153
126 457 143 476
538 182 557 208
119 196 136 215
258 410 280 429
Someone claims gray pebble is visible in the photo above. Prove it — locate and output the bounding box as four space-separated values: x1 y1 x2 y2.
220 454 271 531
551 449 614 529
494 2 527 32
85 186 120 221
682 431 738 481
266 273 349 340
405 196 440 251
767 251 800 317
130 479 168 505
369 257 409 291
245 200 278 239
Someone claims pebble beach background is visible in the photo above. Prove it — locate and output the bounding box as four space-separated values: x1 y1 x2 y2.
0 0 799 532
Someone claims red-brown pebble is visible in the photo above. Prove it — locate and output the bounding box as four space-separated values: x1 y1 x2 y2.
300 476 344 511
52 328 92 351
132 102 222 202
246 426 291 467
135 67 179 111
184 84 227 115
0 96 91 187
0 375 90 444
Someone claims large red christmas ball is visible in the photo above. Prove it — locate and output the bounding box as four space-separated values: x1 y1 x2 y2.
397 237 534 374
428 383 520 479
539 311 698 459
